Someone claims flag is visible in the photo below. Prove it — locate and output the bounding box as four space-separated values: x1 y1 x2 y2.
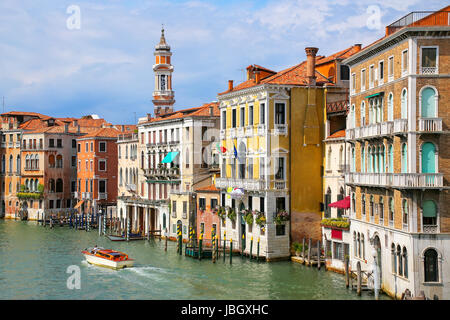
216 142 227 154
233 143 238 160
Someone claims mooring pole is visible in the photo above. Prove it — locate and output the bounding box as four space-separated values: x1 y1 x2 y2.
199 233 203 261
212 235 216 263
176 225 180 254
257 237 260 262
250 236 253 260
302 238 306 261
223 232 226 263
229 238 233 265
307 238 312 266
357 263 362 296
179 227 182 255
126 216 130 242
165 228 168 252
241 233 245 258
317 240 321 270
345 256 350 288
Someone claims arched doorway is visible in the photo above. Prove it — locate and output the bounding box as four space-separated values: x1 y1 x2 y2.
239 201 246 250
373 235 382 282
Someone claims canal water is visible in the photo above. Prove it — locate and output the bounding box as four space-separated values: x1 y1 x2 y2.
0 220 390 300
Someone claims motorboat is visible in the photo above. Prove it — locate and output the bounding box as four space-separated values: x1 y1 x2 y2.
81 247 134 269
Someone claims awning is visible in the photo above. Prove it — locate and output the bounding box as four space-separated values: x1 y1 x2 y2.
74 200 84 209
365 92 384 99
328 196 350 209
161 151 179 164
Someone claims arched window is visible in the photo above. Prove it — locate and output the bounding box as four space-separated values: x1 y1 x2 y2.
141 151 144 169
389 197 394 223
403 247 408 278
424 248 438 282
402 199 408 226
422 200 437 228
49 154 55 168
16 155 20 174
125 168 129 185
379 196 384 221
401 88 408 119
9 155 13 173
421 87 437 118
56 155 63 168
30 154 35 169
25 154 30 170
351 147 355 172
361 101 366 126
368 146 372 173
49 179 55 193
361 234 365 259
401 143 407 173
325 187 332 218
56 179 63 193
357 233 361 257
391 243 396 273
421 142 436 174
388 93 394 121
370 195 374 218
379 145 385 173
397 245 403 276
351 105 355 128
361 146 365 173
35 155 39 169
361 194 366 216
388 144 393 173
25 179 29 191
353 232 357 256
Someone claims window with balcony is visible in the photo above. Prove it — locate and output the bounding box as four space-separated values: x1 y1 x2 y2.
421 142 436 175
360 101 366 126
240 107 245 127
232 109 237 128
401 50 408 75
275 157 285 180
401 143 407 173
260 103 265 124
388 56 394 81
259 157 265 180
221 110 226 129
99 159 106 171
378 60 384 84
369 65 374 88
420 87 437 118
421 47 438 74
99 180 106 194
351 73 356 93
248 158 253 179
422 200 437 233
387 93 393 121
248 105 253 126
275 103 285 125
360 69 366 91
401 89 408 119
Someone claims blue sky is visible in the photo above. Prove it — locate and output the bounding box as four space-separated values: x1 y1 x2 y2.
0 0 446 124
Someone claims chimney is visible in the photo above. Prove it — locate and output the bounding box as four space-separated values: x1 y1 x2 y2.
228 80 233 91
305 47 319 86
354 44 362 52
255 71 261 84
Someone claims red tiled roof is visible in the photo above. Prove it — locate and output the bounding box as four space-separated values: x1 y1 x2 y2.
316 45 362 65
328 129 346 139
1 111 51 119
140 102 219 124
195 184 220 193
78 127 121 139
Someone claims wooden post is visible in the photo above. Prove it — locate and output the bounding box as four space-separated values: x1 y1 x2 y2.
165 228 168 252
317 240 321 270
302 238 306 261
257 237 260 262
324 240 328 269
357 263 362 296
159 224 161 241
199 233 203 261
223 232 226 263
212 235 216 263
250 236 253 260
345 256 350 288
176 225 180 254
307 238 312 266
230 238 233 265
241 233 245 257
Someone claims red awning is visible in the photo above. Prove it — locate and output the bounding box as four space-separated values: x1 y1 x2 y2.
328 196 350 209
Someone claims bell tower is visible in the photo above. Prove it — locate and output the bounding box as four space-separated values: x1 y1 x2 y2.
152 26 175 116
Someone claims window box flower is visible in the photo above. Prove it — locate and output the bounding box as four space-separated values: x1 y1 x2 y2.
320 217 350 230
274 210 289 225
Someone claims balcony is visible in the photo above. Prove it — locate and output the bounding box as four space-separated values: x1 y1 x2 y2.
418 118 442 132
245 126 253 137
345 172 444 189
81 192 92 200
422 224 438 233
347 120 408 140
274 124 288 136
237 127 245 138
386 10 450 36
98 193 108 200
421 67 438 75
274 180 286 190
257 124 266 135
229 128 237 139
215 178 266 191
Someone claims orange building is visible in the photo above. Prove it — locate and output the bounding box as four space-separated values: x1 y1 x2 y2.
195 179 221 242
75 127 127 215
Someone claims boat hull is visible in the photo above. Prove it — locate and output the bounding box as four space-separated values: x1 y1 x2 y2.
83 253 134 269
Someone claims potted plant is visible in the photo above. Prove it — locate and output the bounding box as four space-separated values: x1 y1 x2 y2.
227 207 236 222
274 209 290 225
292 242 302 256
244 210 253 225
255 212 266 227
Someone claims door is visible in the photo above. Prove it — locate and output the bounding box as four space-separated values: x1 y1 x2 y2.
421 88 436 118
422 142 436 185
374 236 382 283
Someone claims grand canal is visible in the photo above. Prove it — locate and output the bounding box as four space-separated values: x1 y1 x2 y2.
0 220 390 300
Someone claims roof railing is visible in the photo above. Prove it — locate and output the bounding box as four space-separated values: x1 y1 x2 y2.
386 10 450 36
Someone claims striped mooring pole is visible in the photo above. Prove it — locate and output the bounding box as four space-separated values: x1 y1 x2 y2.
223 232 226 263
241 233 245 257
257 237 260 261
103 214 107 236
126 217 130 242
198 232 203 261
178 228 182 255
250 236 253 260
230 238 233 265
